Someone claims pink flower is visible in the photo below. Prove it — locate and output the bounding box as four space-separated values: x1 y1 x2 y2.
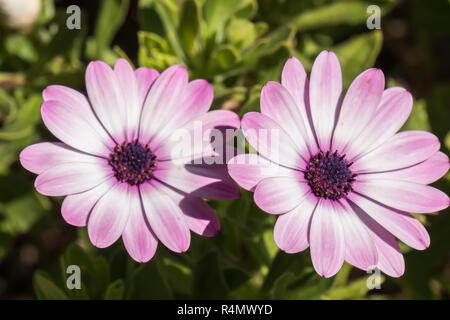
228 51 449 277
20 59 240 262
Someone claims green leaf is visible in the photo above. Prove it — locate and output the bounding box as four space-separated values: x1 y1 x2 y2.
38 0 56 25
93 0 130 58
178 0 200 56
211 45 239 70
241 26 293 67
293 1 395 31
204 0 241 39
137 31 180 70
129 261 172 299
334 30 383 87
33 271 68 300
261 251 299 292
226 19 257 49
271 272 294 299
159 257 192 297
153 0 187 62
401 100 431 132
2 193 46 233
104 280 125 300
224 268 250 291
32 12 86 72
193 251 229 299
0 94 41 141
234 0 258 20
322 277 377 300
5 35 38 63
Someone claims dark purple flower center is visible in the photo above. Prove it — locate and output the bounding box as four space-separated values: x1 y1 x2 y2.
304 150 356 200
108 140 157 186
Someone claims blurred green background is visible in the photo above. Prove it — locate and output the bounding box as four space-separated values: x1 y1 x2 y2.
0 0 449 300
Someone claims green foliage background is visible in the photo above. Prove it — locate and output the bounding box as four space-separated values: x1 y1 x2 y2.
0 0 449 299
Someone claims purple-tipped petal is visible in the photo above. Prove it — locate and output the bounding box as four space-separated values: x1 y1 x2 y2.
274 193 317 253
61 178 115 227
353 131 440 173
139 181 190 253
20 142 99 175
87 182 132 248
227 153 299 191
364 151 449 184
254 176 310 214
261 81 312 155
35 161 112 196
114 58 140 141
139 65 188 144
153 160 241 200
160 184 220 237
155 109 240 161
281 57 307 108
339 199 378 271
348 192 430 250
345 87 413 159
333 69 385 153
241 112 306 169
41 98 113 157
354 178 449 214
122 188 158 263
355 205 405 277
309 199 345 278
152 79 214 147
281 57 318 155
86 60 128 142
309 50 342 151
135 67 160 108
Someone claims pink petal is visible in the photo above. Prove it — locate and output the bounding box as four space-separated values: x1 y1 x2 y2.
273 193 317 253
309 199 345 278
160 184 220 237
254 176 310 214
281 57 307 107
355 205 405 277
260 81 312 155
113 58 140 141
135 67 159 108
241 112 305 169
139 181 190 253
281 57 318 155
333 69 385 153
35 161 112 196
363 151 449 185
122 187 158 262
139 65 188 144
227 153 299 191
309 50 342 151
155 109 240 161
87 182 132 248
348 192 430 250
339 199 378 271
152 79 213 147
61 177 115 227
153 160 241 200
41 98 113 157
353 131 440 173
345 87 413 159
353 178 449 214
20 142 100 175
86 61 128 142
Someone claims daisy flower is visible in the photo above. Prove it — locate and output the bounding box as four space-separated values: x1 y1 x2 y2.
20 59 240 262
228 51 449 277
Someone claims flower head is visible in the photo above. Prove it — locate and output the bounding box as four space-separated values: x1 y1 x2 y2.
228 51 449 277
20 59 240 262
